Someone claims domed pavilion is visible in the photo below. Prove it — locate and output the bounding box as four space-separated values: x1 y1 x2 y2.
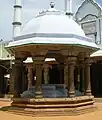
6 2 99 115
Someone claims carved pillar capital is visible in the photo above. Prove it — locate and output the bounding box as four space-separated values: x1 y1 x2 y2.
68 57 77 65
32 56 45 65
15 57 23 65
78 53 86 68
84 58 91 66
15 51 28 60
64 56 76 65
31 50 48 58
58 64 64 70
43 63 51 69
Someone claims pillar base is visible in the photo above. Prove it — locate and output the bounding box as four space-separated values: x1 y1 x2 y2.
0 93 5 98
5 94 14 98
68 91 75 98
85 90 92 96
35 91 43 99
13 94 21 98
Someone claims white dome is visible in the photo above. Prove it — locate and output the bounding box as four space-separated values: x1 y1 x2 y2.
7 4 98 50
21 8 85 37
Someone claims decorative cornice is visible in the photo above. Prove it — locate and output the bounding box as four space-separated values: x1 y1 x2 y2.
14 33 92 42
12 22 22 25
14 5 22 8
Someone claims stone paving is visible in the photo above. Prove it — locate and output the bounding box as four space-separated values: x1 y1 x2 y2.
0 99 102 120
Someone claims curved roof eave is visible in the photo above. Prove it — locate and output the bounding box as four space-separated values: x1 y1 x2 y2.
90 49 102 57
6 37 99 51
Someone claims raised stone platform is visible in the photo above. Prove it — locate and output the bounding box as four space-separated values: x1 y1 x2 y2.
9 96 96 116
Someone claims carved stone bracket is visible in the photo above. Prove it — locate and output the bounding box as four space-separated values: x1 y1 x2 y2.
33 57 45 65
31 50 48 57
15 51 28 60
67 57 77 65
61 50 78 57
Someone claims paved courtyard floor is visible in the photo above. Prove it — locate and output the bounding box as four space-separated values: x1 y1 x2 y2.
0 98 102 120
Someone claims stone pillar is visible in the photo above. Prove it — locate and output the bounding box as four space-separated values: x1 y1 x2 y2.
80 64 85 93
14 58 23 97
9 65 15 96
78 53 85 93
21 65 28 92
58 64 64 84
43 64 49 84
33 57 45 99
68 57 76 97
64 63 68 88
84 58 92 96
27 65 33 89
77 66 80 90
0 67 4 95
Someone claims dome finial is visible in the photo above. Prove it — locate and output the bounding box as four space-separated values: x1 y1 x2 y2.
50 2 55 8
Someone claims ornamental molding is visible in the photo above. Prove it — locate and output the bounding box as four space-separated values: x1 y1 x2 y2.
13 33 92 43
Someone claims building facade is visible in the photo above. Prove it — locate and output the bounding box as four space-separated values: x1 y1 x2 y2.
74 0 102 97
